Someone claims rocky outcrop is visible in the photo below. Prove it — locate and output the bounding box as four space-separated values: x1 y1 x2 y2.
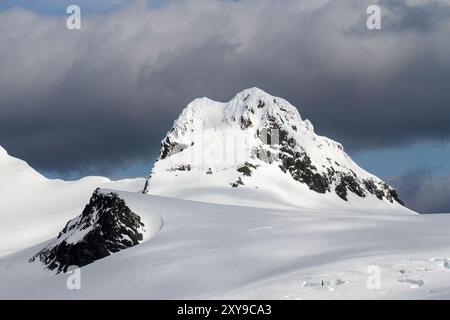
30 189 145 273
237 162 258 177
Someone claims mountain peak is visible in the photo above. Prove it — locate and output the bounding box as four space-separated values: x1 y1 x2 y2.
232 87 302 116
183 87 301 123
171 87 306 138
235 87 276 100
144 88 404 210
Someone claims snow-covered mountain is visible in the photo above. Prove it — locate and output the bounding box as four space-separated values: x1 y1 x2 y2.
144 88 404 211
0 145 145 256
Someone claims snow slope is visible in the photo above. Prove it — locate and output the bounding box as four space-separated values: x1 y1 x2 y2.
145 88 406 211
0 146 145 256
1 191 449 300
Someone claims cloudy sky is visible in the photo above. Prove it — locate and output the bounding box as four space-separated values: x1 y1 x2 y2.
0 0 449 213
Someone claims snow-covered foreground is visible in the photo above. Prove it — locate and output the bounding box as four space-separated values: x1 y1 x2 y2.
1 190 450 300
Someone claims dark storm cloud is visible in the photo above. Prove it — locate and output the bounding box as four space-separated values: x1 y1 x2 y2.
1 0 450 176
381 0 450 32
387 169 450 213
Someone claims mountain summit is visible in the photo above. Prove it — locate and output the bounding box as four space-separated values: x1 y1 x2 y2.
144 88 404 210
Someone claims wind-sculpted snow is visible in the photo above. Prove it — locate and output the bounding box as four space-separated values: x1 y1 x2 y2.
144 88 404 209
30 189 146 273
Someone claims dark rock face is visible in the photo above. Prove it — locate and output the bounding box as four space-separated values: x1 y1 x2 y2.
388 189 404 206
160 134 188 160
270 116 331 194
30 189 145 273
335 174 366 201
257 100 265 109
231 177 244 188
237 162 258 177
170 164 192 172
160 135 176 160
143 178 150 194
240 116 253 130
279 150 330 194
363 179 384 200
237 165 252 177
259 114 404 205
